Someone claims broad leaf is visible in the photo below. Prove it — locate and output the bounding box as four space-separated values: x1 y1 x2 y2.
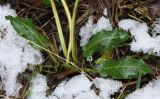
83 30 129 58
98 57 152 79
6 16 50 50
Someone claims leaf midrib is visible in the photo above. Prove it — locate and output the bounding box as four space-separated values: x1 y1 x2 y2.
102 65 148 72
18 20 44 47
85 34 115 51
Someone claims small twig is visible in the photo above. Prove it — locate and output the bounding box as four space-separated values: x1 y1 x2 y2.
41 16 54 28
117 81 137 99
23 37 93 80
76 8 94 26
128 14 144 23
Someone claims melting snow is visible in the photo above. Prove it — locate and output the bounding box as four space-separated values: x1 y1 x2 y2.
0 4 43 96
28 74 48 99
152 17 160 36
118 19 160 56
93 78 123 99
52 74 92 98
28 73 122 99
126 77 160 99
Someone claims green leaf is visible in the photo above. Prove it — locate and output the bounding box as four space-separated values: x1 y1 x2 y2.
42 0 50 5
83 29 129 58
98 57 152 79
6 16 50 50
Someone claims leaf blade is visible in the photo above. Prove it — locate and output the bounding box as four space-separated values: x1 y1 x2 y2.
98 57 152 79
6 16 50 50
83 29 129 58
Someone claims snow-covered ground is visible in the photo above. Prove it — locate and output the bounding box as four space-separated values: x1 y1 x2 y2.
29 74 160 99
126 77 160 99
118 19 160 56
28 73 122 99
0 4 43 97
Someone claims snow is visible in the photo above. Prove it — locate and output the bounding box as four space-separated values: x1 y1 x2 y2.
0 4 43 96
93 78 123 99
52 73 92 99
79 16 96 47
28 73 122 99
79 8 112 47
126 77 160 99
152 17 160 35
74 90 100 99
93 8 112 34
118 19 160 56
28 74 48 99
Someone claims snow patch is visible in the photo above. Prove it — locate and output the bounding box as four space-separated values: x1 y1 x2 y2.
28 74 48 99
74 90 99 99
28 73 122 99
94 78 123 99
126 77 160 99
118 19 160 56
79 16 96 47
93 8 112 34
52 74 92 98
0 4 43 96
152 17 160 35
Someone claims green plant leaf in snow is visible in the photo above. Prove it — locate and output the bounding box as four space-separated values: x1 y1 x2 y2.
83 29 129 58
6 16 51 50
98 57 152 79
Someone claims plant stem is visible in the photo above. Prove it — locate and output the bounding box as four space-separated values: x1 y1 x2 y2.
48 52 58 65
61 0 72 24
70 0 79 63
61 0 72 62
136 73 142 88
50 0 67 58
62 0 79 63
62 63 98 73
24 37 93 80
